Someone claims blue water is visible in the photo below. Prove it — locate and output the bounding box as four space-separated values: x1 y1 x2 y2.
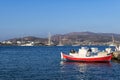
0 46 120 80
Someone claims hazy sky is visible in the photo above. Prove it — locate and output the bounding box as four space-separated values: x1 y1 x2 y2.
0 0 120 40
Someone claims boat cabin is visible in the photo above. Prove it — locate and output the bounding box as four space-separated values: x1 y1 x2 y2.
70 47 99 57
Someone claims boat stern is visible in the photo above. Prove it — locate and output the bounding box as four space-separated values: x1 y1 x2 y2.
61 52 64 60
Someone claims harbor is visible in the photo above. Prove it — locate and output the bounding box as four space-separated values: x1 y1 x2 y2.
0 46 120 80
1 0 120 80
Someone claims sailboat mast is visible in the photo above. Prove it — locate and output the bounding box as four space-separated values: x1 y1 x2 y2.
48 32 51 45
112 35 115 43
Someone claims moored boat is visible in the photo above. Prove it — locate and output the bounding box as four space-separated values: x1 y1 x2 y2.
61 47 112 62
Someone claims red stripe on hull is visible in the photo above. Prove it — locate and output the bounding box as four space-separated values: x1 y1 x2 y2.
62 53 112 62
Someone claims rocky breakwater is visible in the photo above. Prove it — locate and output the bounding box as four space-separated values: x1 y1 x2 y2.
112 51 120 60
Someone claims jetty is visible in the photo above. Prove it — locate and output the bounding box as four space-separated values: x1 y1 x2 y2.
111 44 120 60
112 51 120 60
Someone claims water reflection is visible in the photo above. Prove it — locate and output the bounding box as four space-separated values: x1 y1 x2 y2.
60 61 112 80
60 61 111 72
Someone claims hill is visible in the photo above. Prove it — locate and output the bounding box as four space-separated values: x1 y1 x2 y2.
4 32 120 46
52 32 120 45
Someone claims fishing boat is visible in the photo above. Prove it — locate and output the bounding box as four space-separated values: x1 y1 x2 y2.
61 47 112 62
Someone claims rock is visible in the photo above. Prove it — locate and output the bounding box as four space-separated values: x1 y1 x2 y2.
112 51 120 60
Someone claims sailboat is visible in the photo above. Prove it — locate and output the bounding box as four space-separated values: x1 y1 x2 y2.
57 36 64 46
46 32 54 46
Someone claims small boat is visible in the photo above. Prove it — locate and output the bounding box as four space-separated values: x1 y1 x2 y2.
61 47 112 62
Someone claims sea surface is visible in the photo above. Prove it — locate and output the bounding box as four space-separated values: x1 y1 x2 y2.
0 46 120 80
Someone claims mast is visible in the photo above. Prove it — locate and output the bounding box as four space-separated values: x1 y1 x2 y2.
109 35 116 46
58 36 63 46
48 32 51 46
112 35 115 43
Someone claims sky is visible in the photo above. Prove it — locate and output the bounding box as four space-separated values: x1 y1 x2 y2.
0 0 120 40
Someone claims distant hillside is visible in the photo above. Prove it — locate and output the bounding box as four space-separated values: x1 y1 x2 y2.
6 32 120 44
52 32 120 43
7 36 47 42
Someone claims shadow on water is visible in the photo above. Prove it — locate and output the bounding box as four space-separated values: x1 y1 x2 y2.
60 61 112 67
112 59 120 63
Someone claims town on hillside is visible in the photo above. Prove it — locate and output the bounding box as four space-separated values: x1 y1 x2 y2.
0 32 120 46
